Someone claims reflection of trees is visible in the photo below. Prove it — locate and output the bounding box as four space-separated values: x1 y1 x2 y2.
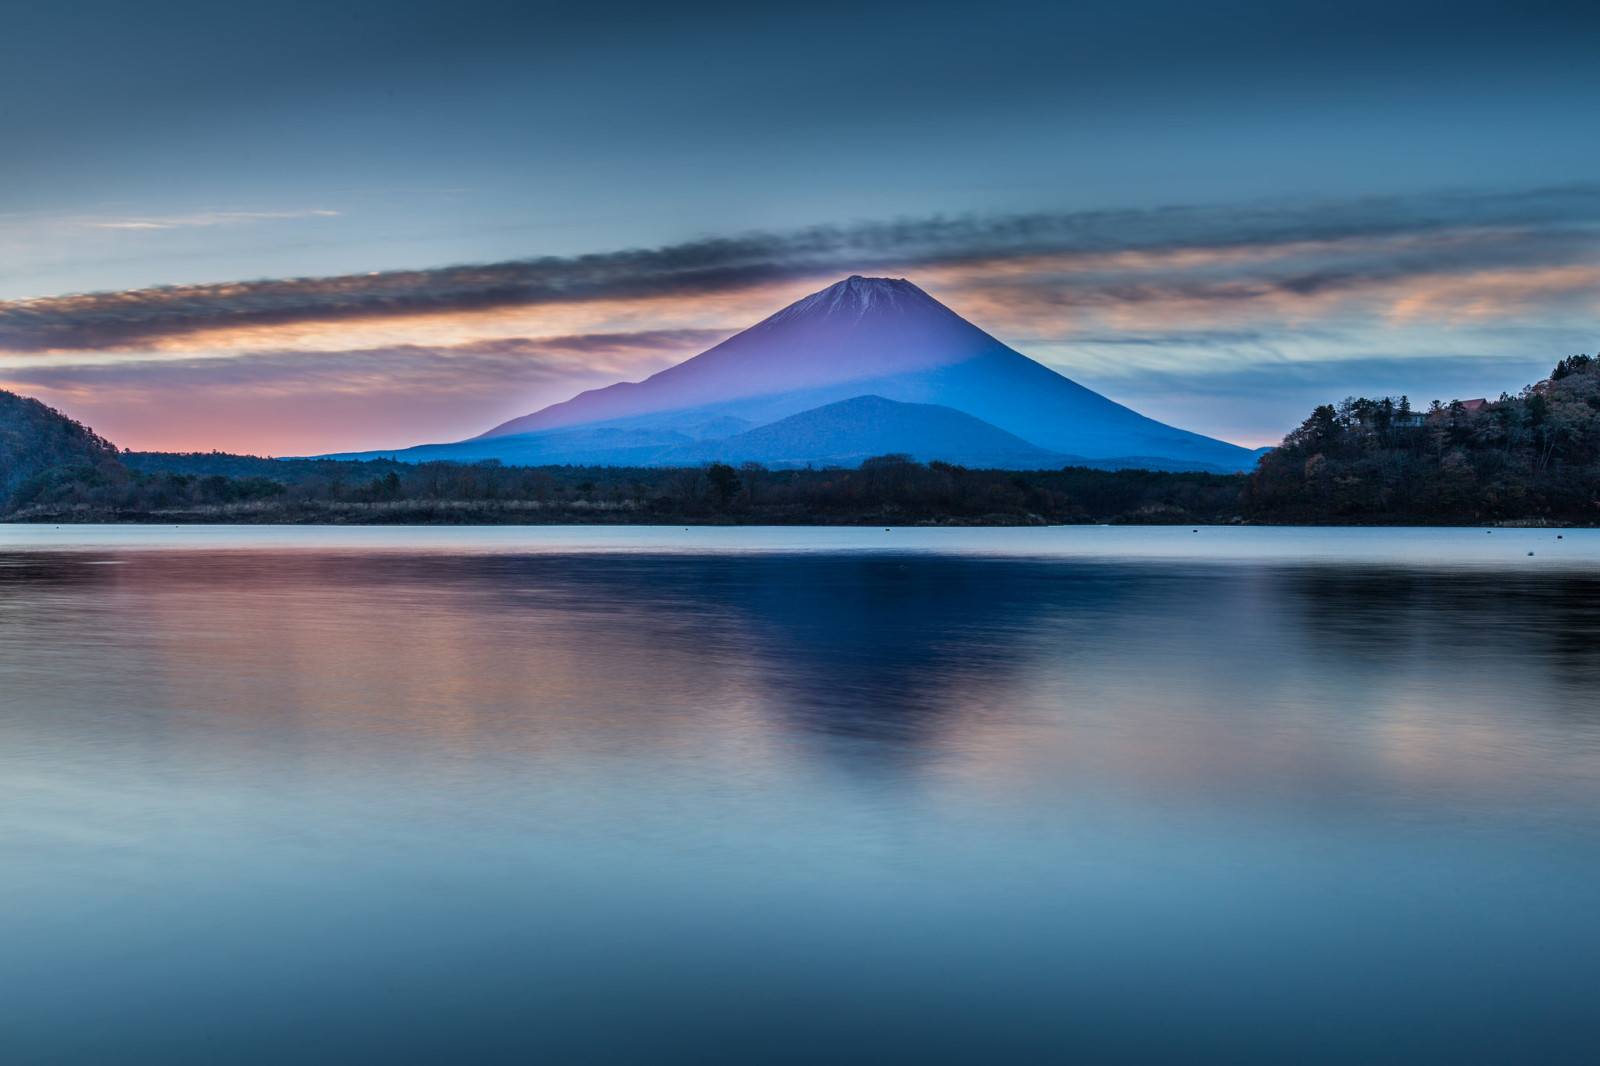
0 553 121 597
1284 568 1600 716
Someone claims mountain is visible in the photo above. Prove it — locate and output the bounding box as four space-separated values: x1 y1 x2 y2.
329 276 1262 472
480 276 998 438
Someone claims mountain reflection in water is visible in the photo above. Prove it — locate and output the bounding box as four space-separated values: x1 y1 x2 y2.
1 542 1598 1064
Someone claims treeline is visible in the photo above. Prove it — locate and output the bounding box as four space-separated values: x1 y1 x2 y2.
9 448 1250 525
1244 352 1600 524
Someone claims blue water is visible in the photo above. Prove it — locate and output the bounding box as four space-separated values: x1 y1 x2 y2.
2 526 1597 1063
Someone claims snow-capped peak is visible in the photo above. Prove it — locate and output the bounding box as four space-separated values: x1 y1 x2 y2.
763 275 942 328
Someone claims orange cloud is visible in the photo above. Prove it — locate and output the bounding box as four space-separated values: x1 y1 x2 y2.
1384 264 1600 324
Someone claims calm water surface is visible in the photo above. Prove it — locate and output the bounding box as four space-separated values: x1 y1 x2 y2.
2 526 1598 1063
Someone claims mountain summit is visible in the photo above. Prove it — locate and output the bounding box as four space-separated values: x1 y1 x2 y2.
766 274 951 326
329 276 1262 472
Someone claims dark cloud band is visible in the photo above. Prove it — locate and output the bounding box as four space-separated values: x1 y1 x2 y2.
3 185 1596 353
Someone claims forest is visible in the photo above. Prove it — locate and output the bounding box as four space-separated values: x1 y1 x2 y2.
2 348 1596 526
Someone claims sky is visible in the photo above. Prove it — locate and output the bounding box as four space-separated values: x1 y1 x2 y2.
1 0 1596 455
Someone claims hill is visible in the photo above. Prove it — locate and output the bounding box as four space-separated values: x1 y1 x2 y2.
0 390 120 505
1244 352 1600 523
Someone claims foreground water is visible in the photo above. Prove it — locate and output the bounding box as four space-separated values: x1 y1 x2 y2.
2 526 1598 1064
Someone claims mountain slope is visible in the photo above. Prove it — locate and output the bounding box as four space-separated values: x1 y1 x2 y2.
326 398 1067 468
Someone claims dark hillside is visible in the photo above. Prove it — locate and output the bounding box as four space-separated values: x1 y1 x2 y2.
0 391 120 503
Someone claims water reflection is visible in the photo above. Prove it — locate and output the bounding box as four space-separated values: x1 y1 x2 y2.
3 549 1600 789
1 544 1599 1064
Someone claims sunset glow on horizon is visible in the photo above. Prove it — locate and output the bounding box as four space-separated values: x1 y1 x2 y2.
1 0 1595 455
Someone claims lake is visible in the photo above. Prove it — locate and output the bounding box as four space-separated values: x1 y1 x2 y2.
2 526 1598 1064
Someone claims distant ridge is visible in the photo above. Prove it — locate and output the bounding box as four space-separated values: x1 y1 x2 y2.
666 395 1068 469
327 276 1262 472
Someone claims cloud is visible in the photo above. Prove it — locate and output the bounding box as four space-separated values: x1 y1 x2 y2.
0 329 729 401
2 185 1595 354
919 229 1600 331
0 207 342 241
87 210 342 231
